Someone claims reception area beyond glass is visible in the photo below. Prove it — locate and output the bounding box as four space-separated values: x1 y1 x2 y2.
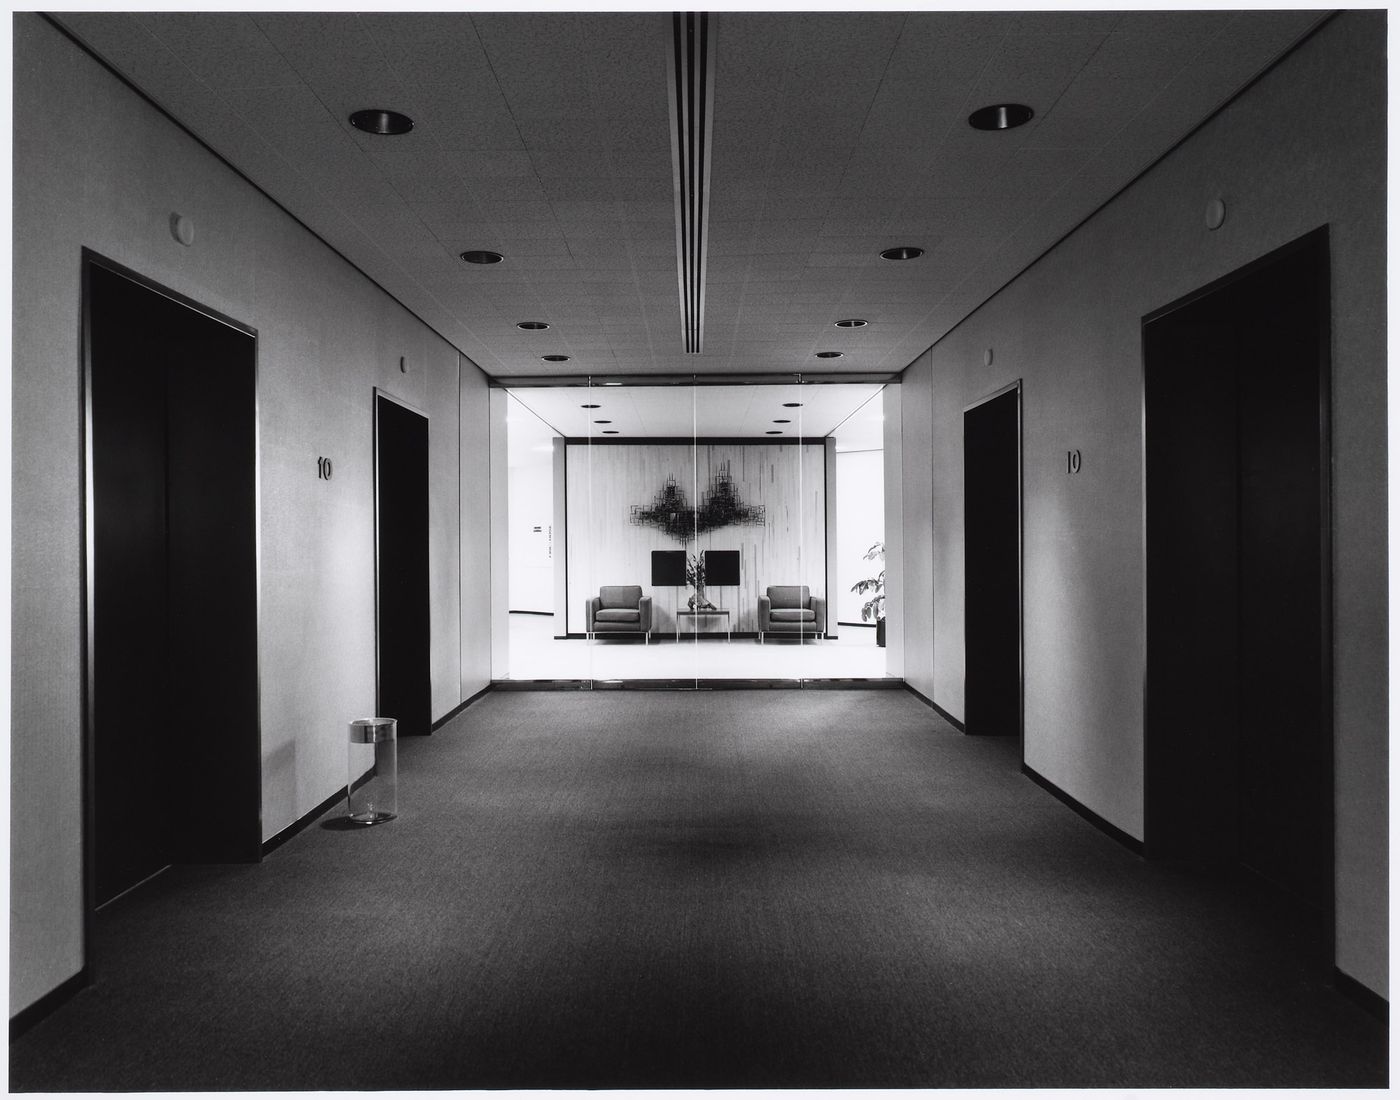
504 377 888 683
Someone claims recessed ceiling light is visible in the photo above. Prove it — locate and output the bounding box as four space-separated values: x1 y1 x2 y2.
766 430 783 435
782 402 803 408
594 419 612 424
815 351 843 359
968 103 1034 131
880 246 924 261
349 109 413 135
516 321 550 331
541 354 571 363
581 403 601 409
835 319 868 328
773 419 791 424
460 250 503 265
602 430 620 435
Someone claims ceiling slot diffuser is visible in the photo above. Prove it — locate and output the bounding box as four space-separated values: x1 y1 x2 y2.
667 12 714 355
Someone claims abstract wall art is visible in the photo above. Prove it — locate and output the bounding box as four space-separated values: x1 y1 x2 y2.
629 462 765 545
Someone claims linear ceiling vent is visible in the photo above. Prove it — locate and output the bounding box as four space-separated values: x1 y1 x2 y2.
668 12 714 355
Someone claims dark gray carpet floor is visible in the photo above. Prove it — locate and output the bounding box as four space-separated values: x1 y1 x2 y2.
10 688 1388 1089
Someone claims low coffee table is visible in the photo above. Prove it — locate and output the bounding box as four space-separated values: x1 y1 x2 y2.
675 609 731 642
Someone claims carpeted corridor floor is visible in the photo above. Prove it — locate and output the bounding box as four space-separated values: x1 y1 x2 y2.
9 688 1388 1089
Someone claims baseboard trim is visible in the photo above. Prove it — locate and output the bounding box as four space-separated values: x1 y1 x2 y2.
1022 763 1145 855
903 684 967 732
431 683 492 731
490 677 905 691
1334 968 1389 1021
262 778 356 857
802 677 903 689
492 678 592 691
10 967 89 1041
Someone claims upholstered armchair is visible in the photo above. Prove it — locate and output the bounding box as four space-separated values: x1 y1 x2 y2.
757 585 826 643
585 585 652 643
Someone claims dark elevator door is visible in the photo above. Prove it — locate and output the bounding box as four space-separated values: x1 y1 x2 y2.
87 258 261 907
374 393 431 736
964 386 1021 738
1144 231 1329 909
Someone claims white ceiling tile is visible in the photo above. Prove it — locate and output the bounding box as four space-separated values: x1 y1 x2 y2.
49 11 1327 381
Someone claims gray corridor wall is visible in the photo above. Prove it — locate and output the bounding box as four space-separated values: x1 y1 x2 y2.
9 16 494 1016
899 13 1386 995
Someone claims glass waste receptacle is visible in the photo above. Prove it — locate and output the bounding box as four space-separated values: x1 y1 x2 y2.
347 718 397 825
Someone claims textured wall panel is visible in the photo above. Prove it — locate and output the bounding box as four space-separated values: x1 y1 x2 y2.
459 363 494 697
900 351 936 701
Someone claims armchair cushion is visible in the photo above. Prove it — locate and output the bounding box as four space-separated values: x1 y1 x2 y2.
768 585 810 609
770 608 815 623
600 585 642 609
595 608 640 623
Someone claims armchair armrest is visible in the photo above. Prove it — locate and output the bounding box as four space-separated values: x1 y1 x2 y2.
810 596 827 635
638 595 652 632
757 595 772 631
585 595 601 633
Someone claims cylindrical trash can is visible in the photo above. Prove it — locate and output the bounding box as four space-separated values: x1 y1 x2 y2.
348 718 397 825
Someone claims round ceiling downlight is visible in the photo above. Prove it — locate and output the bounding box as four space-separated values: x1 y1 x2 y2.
835 319 868 328
773 419 791 424
782 402 804 408
349 109 414 135
461 250 503 265
968 103 1034 131
581 403 601 409
880 246 924 261
516 321 550 331
602 430 620 435
594 420 612 425
541 354 571 363
815 351 844 359
766 430 783 435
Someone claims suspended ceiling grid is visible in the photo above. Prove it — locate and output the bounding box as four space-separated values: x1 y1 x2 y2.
52 10 1326 378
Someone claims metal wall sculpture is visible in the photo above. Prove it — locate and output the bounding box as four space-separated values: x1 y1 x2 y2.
629 462 765 545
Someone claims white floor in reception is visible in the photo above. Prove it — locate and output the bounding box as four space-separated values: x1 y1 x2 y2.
505 611 889 682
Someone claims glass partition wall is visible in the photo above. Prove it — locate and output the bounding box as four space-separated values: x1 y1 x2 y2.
506 376 887 685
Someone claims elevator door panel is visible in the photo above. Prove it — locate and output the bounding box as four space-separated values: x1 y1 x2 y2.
375 394 431 736
964 387 1021 738
1144 233 1328 910
87 258 261 906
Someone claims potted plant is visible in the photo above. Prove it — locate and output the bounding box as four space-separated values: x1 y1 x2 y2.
851 540 886 647
685 552 716 610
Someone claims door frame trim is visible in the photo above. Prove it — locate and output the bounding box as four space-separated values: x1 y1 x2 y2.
79 249 263 983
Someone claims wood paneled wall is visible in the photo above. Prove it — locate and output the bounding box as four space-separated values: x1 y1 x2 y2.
565 442 827 634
